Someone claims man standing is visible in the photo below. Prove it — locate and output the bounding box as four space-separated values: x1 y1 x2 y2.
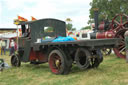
10 39 15 56
1 40 6 55
124 30 128 63
0 40 2 55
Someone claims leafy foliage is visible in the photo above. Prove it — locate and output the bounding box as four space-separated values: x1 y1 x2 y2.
44 27 54 32
81 26 91 30
89 0 128 23
66 23 76 31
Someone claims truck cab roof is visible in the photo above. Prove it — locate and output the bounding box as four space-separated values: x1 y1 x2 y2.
19 18 66 43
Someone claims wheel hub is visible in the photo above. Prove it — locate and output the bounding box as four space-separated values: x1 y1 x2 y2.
55 59 61 68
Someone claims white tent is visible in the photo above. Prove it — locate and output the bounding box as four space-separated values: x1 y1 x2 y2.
0 33 17 39
0 33 17 49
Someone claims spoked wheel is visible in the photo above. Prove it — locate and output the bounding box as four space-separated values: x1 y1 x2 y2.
111 14 128 33
101 48 112 56
75 48 90 69
90 49 103 68
113 29 128 58
11 54 21 67
48 49 72 75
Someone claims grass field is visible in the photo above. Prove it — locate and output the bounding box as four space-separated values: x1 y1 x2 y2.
0 52 128 85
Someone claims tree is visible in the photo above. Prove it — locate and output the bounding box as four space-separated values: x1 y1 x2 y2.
66 23 76 31
81 26 91 30
89 0 128 23
66 18 72 22
44 27 54 32
65 18 76 31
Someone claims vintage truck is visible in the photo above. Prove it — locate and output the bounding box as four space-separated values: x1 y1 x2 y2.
11 18 121 75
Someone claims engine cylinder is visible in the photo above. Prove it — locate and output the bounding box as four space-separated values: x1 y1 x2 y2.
90 31 115 39
97 31 115 39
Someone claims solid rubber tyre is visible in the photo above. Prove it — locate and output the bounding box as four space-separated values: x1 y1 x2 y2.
48 49 72 75
11 54 21 67
91 49 103 68
75 48 90 69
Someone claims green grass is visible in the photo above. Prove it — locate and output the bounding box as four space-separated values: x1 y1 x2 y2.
0 52 128 85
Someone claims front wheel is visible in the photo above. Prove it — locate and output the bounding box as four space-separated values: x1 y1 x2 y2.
11 54 21 67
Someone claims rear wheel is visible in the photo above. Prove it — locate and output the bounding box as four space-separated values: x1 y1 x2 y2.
11 54 21 67
75 48 90 69
113 29 128 58
48 49 72 75
90 49 103 68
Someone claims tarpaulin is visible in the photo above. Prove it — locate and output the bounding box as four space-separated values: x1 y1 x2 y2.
52 36 75 42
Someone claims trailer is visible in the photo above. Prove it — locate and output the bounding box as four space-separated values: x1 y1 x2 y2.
11 18 121 74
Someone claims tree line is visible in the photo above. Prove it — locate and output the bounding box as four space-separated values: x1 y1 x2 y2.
89 0 128 23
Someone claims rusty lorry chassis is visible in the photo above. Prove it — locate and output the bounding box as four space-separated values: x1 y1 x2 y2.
11 18 121 75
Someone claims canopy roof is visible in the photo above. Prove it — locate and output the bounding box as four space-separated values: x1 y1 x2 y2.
0 33 17 39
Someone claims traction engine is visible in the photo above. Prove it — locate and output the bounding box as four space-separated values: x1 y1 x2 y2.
91 10 128 58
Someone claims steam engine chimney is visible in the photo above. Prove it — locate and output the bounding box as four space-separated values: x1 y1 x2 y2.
94 8 99 32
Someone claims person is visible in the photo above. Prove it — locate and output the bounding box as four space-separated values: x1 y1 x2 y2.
0 59 4 71
1 40 6 55
124 30 128 63
9 39 15 56
0 58 10 71
0 40 2 55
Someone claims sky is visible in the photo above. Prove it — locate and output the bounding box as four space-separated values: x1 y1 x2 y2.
0 0 92 30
